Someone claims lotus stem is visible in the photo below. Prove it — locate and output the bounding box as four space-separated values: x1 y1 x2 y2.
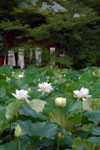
18 138 21 150
9 124 12 141
57 139 60 150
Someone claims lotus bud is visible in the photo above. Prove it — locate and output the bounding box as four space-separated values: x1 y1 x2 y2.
56 132 64 140
28 88 31 92
14 124 22 138
38 79 40 82
55 97 66 107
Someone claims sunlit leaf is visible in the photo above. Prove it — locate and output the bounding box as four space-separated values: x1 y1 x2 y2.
50 108 81 131
5 101 22 121
72 137 95 150
0 121 8 134
29 99 46 112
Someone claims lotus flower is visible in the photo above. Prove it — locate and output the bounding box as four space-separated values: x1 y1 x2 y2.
12 89 29 100
55 97 66 107
73 90 83 99
18 73 24 78
12 72 24 79
73 87 91 100
38 82 53 95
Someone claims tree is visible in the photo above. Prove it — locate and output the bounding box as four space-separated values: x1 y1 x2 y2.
29 1 100 69
0 0 33 21
0 0 100 68
0 0 46 55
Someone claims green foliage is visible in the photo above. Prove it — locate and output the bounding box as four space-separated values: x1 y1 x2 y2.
0 139 28 150
1 65 100 149
0 65 12 75
0 0 100 68
50 108 81 131
0 107 7 121
55 56 73 68
0 0 33 20
5 101 22 121
18 120 58 139
72 137 95 150
83 110 100 124
28 99 46 112
18 104 47 121
0 20 29 31
0 121 8 135
31 11 100 68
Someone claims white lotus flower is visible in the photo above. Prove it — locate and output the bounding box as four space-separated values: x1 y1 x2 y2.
38 82 53 95
73 87 91 100
80 88 91 98
12 72 24 79
18 73 24 78
55 97 66 107
73 90 83 99
12 89 29 100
